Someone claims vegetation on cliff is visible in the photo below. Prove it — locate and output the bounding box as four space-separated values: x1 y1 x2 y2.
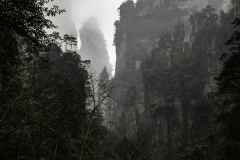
140 5 237 160
112 1 239 159
1 0 240 160
182 17 240 160
0 1 117 159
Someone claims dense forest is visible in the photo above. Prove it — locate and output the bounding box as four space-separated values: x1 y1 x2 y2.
1 0 240 160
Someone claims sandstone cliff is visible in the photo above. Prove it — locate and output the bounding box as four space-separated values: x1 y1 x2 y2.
103 0 234 159
79 18 112 75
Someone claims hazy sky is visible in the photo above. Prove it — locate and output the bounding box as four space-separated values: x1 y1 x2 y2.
47 0 205 75
48 0 229 75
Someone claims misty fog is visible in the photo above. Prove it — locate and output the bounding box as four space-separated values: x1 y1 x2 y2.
2 0 240 159
46 0 231 76
47 0 137 75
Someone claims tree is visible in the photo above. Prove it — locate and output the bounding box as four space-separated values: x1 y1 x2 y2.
0 0 65 59
113 107 153 160
216 18 240 95
0 0 65 123
0 0 66 159
182 17 240 160
214 18 240 159
193 5 219 29
78 68 115 160
63 34 77 51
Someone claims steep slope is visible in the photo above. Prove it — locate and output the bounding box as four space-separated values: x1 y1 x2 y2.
103 0 234 159
111 0 194 134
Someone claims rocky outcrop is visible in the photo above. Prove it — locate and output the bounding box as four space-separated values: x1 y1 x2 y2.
141 23 191 149
102 0 232 158
232 0 240 15
108 0 192 137
79 18 111 75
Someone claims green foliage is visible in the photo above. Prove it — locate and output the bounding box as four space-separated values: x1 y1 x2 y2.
0 0 64 119
139 5 237 160
0 2 65 158
0 0 65 54
112 1 240 160
213 17 240 159
182 13 240 160
113 0 190 49
113 2 191 132
114 128 152 160
118 0 137 18
193 5 219 28
0 1 119 159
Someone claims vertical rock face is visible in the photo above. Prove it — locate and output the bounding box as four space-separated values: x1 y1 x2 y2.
98 67 112 127
172 24 186 65
142 24 190 145
156 33 173 70
106 0 195 145
103 0 231 158
79 18 111 75
203 36 219 93
232 0 240 15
